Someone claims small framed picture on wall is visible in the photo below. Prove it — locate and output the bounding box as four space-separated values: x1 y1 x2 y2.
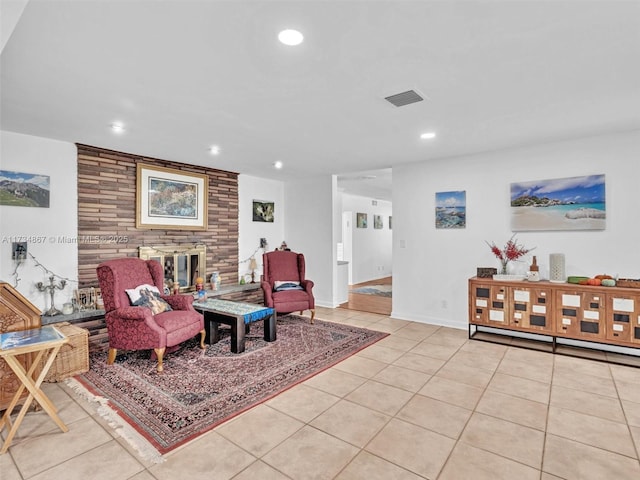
435 190 466 229
253 200 275 222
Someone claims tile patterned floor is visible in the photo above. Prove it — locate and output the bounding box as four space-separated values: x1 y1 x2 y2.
2 307 640 479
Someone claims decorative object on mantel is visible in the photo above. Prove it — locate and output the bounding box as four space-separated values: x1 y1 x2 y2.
36 275 67 316
248 257 258 284
74 287 100 311
210 272 221 291
477 267 498 278
492 274 527 281
549 253 566 283
617 278 640 289
486 235 534 275
526 256 540 282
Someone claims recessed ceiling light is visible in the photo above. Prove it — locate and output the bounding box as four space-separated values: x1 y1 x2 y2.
110 122 125 133
209 145 221 155
274 160 283 169
420 132 436 139
278 29 304 46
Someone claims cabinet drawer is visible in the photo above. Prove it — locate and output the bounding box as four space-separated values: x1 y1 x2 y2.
555 289 605 339
607 294 640 344
470 283 509 326
511 286 554 333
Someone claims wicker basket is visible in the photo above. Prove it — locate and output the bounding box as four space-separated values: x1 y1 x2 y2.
617 279 640 289
44 322 90 382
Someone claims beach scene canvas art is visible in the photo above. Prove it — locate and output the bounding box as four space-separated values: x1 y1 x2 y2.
435 190 466 229
510 174 605 231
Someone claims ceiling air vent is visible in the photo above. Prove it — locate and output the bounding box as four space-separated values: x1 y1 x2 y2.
384 89 424 107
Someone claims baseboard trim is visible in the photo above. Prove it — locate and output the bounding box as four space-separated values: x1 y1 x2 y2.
390 311 466 330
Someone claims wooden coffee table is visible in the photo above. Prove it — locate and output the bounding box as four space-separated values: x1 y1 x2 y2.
192 298 276 353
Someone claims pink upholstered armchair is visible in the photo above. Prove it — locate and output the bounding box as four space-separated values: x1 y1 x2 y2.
261 251 315 323
97 257 205 372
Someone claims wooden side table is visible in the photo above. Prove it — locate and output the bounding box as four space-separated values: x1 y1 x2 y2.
0 325 69 454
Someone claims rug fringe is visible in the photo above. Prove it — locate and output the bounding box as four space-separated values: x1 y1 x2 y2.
64 378 165 464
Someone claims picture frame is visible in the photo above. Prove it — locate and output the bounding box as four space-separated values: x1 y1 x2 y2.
374 214 383 229
435 190 466 229
74 287 101 311
253 200 275 222
0 170 50 208
356 212 368 228
136 163 208 230
510 174 605 231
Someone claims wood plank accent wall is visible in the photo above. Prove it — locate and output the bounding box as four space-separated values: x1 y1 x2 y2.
76 144 239 289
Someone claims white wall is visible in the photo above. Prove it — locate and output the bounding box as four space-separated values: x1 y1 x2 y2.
284 175 337 308
0 130 78 310
392 130 640 329
238 174 284 282
341 193 392 285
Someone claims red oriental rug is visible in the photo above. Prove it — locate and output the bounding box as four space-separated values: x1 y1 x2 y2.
70 315 387 459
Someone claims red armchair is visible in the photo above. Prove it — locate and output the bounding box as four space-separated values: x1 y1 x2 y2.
97 258 205 372
261 251 315 323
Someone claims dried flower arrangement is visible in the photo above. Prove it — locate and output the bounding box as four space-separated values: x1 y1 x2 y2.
486 235 534 274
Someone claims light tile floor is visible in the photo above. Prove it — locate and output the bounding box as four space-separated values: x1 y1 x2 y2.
2 307 640 479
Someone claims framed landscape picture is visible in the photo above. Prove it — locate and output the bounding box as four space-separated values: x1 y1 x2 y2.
0 170 50 208
136 163 208 230
435 190 466 229
356 212 367 228
510 174 605 231
253 200 275 222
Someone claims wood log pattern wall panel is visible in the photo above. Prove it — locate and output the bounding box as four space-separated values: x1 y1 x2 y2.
76 144 239 289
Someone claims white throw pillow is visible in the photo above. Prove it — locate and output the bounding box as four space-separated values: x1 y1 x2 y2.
125 284 172 315
274 281 300 288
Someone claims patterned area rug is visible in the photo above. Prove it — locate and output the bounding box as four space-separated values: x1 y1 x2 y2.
351 284 392 297
73 315 387 457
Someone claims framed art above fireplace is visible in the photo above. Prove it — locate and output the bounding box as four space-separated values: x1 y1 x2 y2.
136 163 208 230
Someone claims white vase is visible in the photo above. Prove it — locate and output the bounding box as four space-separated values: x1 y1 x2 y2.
549 253 565 283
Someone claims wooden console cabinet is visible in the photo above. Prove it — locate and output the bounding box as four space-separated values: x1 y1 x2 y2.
469 277 640 358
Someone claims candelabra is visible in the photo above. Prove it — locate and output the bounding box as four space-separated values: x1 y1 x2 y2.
36 275 67 316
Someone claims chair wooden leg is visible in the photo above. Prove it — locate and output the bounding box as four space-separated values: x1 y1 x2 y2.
199 329 206 349
107 348 117 365
310 309 315 324
154 347 165 372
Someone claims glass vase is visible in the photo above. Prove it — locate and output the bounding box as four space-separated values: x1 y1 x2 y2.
499 260 509 275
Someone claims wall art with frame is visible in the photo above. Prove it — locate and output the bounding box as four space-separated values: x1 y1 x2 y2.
356 212 368 228
510 174 605 231
435 190 466 229
252 200 275 222
136 163 209 230
0 170 50 208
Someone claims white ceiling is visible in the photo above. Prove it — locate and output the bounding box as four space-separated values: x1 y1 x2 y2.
1 1 639 202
